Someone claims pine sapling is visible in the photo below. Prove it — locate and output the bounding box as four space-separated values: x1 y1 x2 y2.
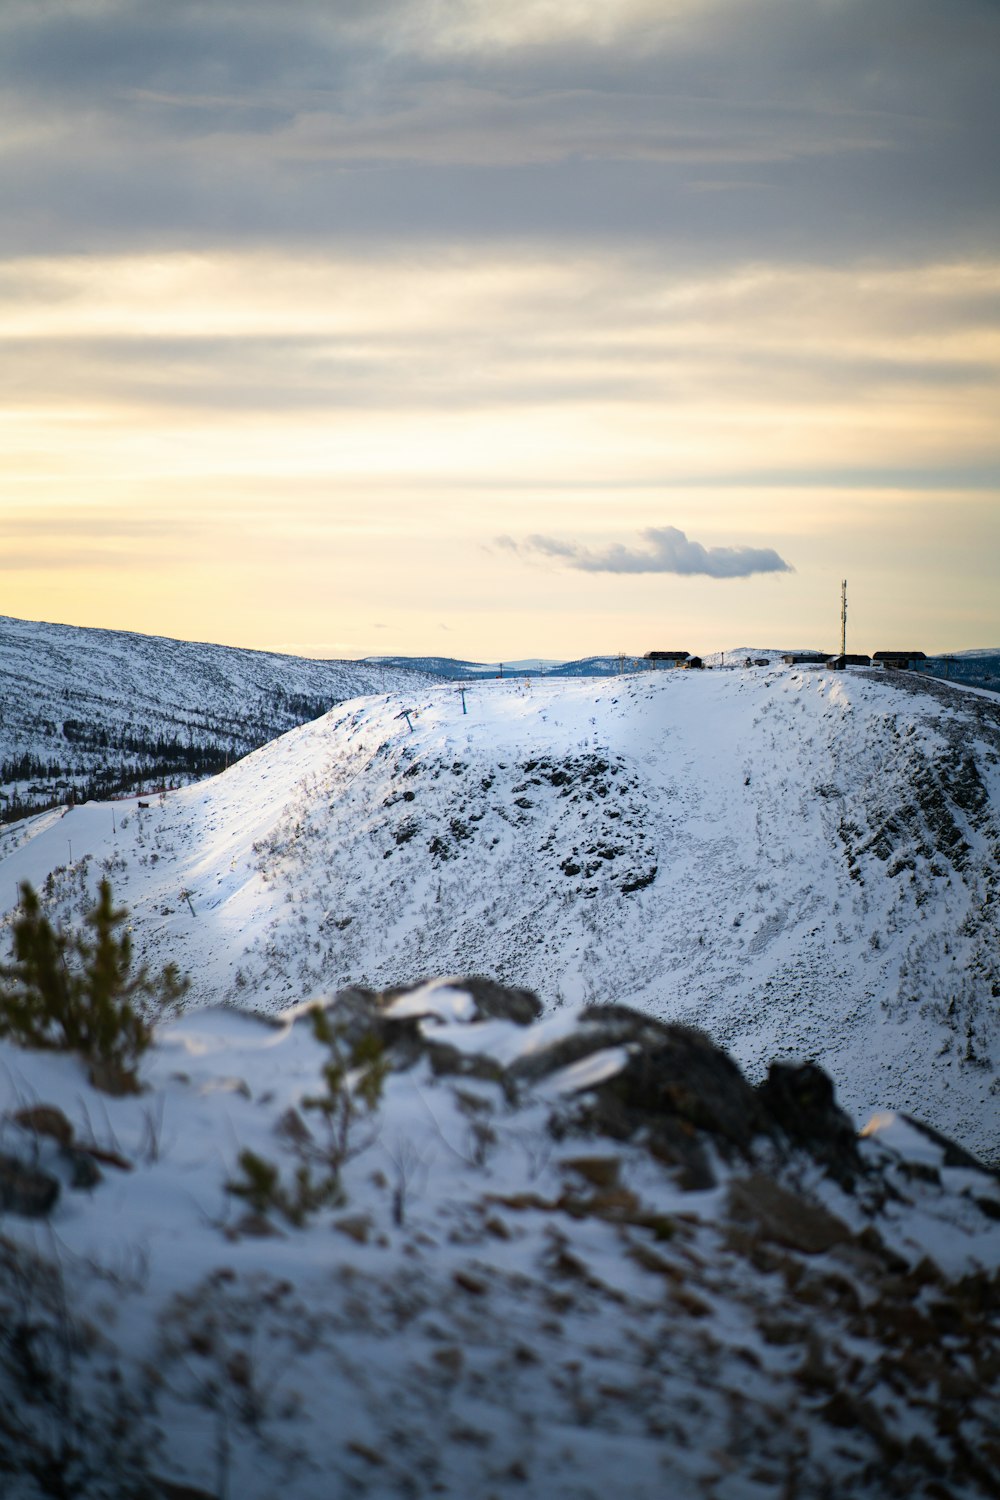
0 878 189 1089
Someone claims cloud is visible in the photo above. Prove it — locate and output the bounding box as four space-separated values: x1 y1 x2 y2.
501 525 792 578
0 0 997 260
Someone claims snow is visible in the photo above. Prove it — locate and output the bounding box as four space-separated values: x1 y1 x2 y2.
4 664 996 1161
384 978 479 1023
0 611 435 821
4 624 1000 1495
542 1044 632 1095
0 989 997 1498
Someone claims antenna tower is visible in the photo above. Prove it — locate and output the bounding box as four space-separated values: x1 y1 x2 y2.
840 579 848 657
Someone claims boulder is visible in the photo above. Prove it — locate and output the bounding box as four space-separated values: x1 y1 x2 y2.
0 1152 60 1217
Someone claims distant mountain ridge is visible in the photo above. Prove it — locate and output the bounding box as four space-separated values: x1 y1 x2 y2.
0 614 434 821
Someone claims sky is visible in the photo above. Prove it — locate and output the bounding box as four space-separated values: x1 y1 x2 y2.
2 0 999 661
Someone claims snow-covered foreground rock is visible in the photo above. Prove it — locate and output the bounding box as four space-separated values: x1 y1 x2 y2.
0 979 997 1499
3 664 997 1161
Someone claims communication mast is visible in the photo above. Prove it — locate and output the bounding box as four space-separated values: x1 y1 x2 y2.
840 579 848 656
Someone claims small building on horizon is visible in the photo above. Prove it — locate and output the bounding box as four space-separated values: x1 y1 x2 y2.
872 651 927 670
827 653 872 669
644 651 690 667
782 652 827 665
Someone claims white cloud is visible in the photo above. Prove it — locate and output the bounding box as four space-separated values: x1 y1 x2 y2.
501 525 792 577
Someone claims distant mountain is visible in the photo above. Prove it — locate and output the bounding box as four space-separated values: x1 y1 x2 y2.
0 614 434 822
366 655 566 677
5 660 998 1161
372 647 1000 684
915 654 1000 693
703 646 826 665
367 653 709 680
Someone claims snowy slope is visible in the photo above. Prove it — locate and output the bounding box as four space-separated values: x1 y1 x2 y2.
1 665 998 1159
0 614 434 818
0 981 997 1500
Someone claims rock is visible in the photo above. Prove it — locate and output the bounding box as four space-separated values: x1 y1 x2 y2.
455 976 542 1025
535 1006 775 1188
370 974 542 1039
0 1152 60 1217
597 1019 772 1149
8 1105 112 1191
426 1042 507 1087
727 1174 852 1255
318 986 425 1066
560 1156 621 1190
347 1441 385 1468
65 1150 103 1190
332 1213 373 1244
898 1113 999 1176
508 1028 621 1086
757 1060 860 1184
152 1480 218 1500
12 1104 75 1147
453 1269 488 1296
432 1345 464 1377
79 1143 133 1172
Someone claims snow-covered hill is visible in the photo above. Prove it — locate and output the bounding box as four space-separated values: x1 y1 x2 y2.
0 614 434 819
3 663 997 1161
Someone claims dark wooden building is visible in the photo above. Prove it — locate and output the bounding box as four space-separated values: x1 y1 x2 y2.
826 654 872 669
872 651 927 670
644 651 690 667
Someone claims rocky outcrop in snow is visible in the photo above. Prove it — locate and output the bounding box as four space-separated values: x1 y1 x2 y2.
1 978 996 1499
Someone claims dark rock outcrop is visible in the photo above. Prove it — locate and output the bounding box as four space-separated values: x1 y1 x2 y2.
319 985 868 1191
0 1152 60 1217
757 1059 862 1185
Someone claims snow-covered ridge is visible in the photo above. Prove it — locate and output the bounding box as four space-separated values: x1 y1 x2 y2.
3 663 998 1160
0 613 435 819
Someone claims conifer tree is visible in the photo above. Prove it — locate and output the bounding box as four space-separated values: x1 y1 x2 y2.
0 879 188 1085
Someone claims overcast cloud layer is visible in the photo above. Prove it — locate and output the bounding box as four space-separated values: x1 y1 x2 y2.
2 0 999 259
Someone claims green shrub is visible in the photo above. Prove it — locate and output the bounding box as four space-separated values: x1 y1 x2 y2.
0 878 188 1088
227 1148 341 1227
227 1009 386 1226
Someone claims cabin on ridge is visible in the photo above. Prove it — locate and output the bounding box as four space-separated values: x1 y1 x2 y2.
872 651 927 670
827 653 873 669
644 651 691 668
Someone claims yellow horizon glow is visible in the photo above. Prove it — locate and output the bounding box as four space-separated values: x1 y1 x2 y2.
2 249 999 658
